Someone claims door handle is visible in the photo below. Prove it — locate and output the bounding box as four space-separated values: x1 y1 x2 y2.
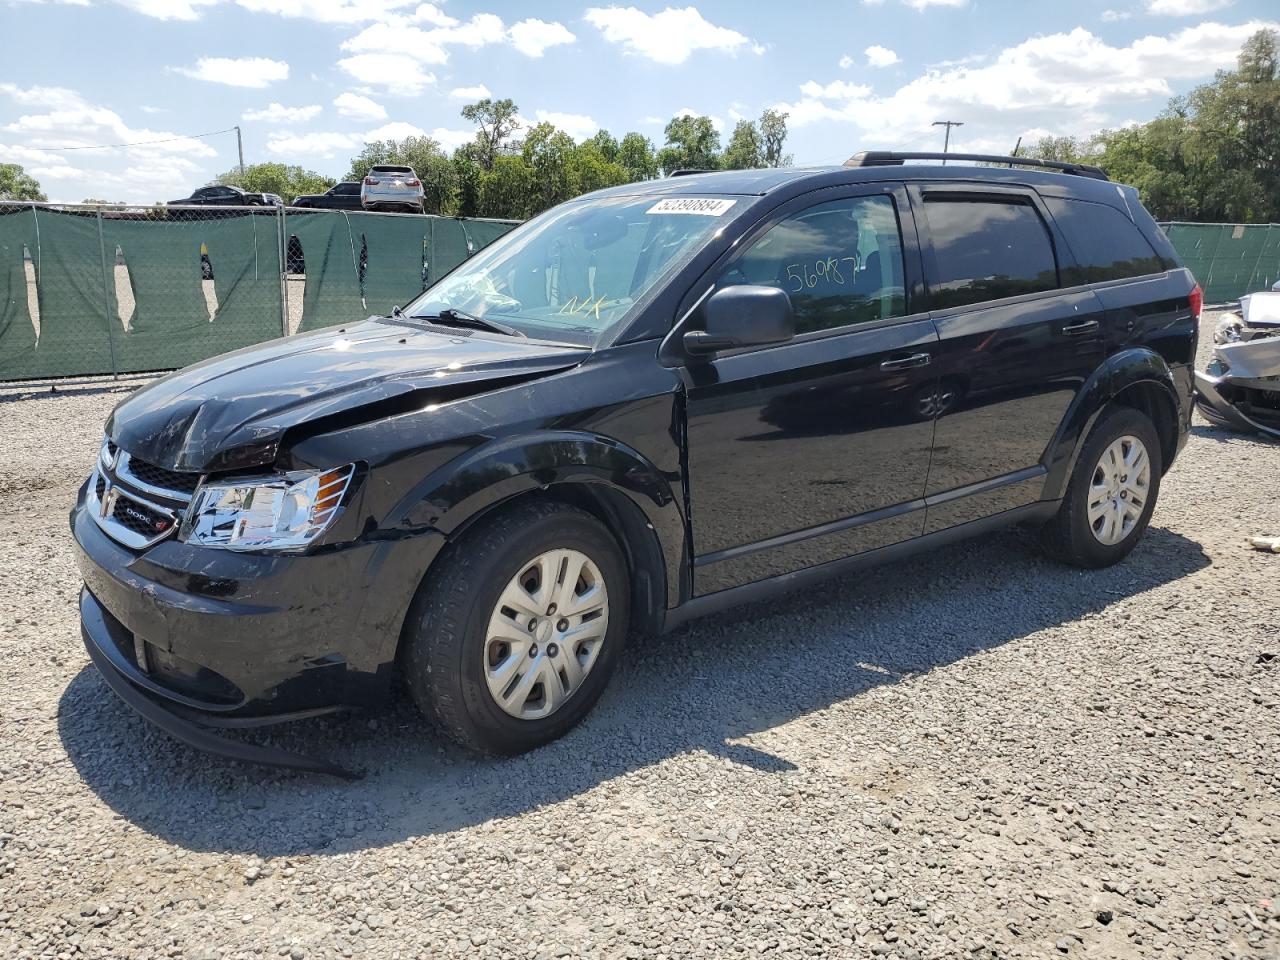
880 352 931 371
1062 319 1100 336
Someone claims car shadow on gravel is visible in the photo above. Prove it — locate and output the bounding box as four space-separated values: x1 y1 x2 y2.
57 522 1209 857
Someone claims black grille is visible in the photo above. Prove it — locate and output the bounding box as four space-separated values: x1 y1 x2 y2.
105 438 118 459
124 456 201 495
109 497 175 538
95 474 105 499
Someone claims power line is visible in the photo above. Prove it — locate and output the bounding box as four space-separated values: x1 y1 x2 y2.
19 127 239 152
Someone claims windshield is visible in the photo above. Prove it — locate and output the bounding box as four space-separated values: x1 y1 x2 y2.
406 194 738 346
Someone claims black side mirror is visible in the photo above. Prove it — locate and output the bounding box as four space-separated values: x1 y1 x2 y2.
684 285 795 356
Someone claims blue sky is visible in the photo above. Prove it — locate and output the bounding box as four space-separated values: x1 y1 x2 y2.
2 0 1277 202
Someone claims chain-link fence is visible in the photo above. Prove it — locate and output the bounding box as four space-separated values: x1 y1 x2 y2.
0 202 517 382
1161 222 1280 305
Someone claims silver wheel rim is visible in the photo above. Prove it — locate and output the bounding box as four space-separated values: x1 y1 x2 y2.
483 549 609 720
1087 434 1151 546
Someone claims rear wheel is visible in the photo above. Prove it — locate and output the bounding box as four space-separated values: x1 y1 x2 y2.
401 501 629 754
1040 406 1162 568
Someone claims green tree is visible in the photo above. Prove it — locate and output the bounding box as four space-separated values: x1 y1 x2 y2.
657 114 721 174
460 97 521 171
616 132 658 180
477 154 533 219
587 129 619 164
760 109 791 167
0 164 46 201
345 137 455 213
569 142 630 197
452 151 483 218
723 119 764 169
215 162 334 201
522 122 577 214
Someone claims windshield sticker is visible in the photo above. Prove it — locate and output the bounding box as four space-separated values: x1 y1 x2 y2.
646 198 736 216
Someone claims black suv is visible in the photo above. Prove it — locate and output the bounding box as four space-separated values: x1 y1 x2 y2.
289 181 363 210
73 153 1200 775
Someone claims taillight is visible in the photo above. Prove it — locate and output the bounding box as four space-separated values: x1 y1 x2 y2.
406 179 420 187
1189 283 1203 321
363 177 378 185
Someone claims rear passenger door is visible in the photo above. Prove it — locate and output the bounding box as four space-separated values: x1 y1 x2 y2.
911 184 1105 532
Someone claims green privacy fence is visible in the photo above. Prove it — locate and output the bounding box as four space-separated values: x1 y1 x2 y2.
1161 222 1280 304
0 203 517 382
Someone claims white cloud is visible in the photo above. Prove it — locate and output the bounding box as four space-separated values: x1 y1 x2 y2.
449 85 492 100
265 131 359 159
340 13 572 63
232 0 415 21
778 19 1279 156
0 83 217 201
174 56 289 88
336 53 435 93
866 45 900 67
583 6 756 64
533 110 600 140
838 54 854 69
333 91 387 121
114 0 217 19
508 18 576 57
411 3 456 26
1145 0 1231 13
242 102 321 124
430 127 475 150
673 106 725 134
903 0 968 8
364 121 427 141
1101 8 1132 20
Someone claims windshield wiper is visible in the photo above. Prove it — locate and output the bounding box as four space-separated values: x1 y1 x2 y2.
413 307 525 339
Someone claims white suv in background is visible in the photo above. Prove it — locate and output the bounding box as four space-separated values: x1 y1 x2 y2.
360 165 424 213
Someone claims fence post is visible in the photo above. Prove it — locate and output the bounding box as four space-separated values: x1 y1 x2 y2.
278 205 289 337
95 210 119 380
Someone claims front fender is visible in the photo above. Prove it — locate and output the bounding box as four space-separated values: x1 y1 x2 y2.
1042 347 1182 500
387 430 687 608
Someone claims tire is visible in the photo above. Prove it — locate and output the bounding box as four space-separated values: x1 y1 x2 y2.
400 500 629 755
1040 406 1163 568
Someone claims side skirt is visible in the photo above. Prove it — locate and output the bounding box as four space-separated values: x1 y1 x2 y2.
662 500 1059 633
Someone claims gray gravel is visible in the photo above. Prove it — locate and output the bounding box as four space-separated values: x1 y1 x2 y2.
1 319 1276 959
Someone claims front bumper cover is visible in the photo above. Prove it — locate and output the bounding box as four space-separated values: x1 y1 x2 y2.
1195 369 1280 439
81 588 361 779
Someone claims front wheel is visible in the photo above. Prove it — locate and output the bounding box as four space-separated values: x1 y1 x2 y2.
1040 406 1163 568
400 501 629 754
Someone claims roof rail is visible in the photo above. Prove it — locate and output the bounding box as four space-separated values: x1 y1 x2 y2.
843 151 1110 182
668 168 715 177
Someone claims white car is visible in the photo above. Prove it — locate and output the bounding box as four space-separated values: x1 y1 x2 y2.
360 164 424 213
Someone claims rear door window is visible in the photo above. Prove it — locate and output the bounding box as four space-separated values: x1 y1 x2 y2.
717 194 908 334
1044 197 1165 284
921 197 1059 308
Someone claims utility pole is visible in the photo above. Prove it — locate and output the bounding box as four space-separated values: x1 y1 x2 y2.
235 125 245 177
932 120 964 164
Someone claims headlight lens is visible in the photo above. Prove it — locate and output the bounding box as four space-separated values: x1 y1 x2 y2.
181 465 355 552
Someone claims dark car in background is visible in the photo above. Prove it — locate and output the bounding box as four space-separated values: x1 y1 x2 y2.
74 153 1200 776
168 185 282 208
290 181 363 210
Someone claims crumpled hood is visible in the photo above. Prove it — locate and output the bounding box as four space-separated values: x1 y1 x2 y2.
106 319 586 473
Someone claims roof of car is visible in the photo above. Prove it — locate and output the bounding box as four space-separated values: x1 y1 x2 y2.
582 163 1126 206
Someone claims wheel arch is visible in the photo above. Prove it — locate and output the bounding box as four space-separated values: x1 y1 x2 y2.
390 431 686 647
1043 347 1181 500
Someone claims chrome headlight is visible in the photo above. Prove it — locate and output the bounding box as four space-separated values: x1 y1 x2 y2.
180 465 355 552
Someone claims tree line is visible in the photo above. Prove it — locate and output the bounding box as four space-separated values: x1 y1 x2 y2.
213 101 793 221
1018 28 1279 223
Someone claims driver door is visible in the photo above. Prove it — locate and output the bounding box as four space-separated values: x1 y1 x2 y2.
679 185 939 595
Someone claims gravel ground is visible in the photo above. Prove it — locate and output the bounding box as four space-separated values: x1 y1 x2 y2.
1 319 1276 960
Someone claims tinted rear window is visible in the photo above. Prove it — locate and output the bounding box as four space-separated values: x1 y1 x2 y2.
371 166 413 175
922 197 1059 308
1045 197 1165 284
